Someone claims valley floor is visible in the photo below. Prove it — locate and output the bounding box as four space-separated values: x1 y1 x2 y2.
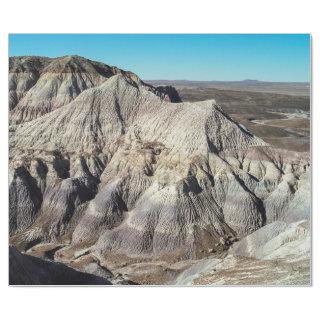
14 218 310 286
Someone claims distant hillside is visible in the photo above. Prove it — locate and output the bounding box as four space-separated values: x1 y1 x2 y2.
146 79 310 96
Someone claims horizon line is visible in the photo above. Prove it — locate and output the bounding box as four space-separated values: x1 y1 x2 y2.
9 54 310 84
144 79 310 84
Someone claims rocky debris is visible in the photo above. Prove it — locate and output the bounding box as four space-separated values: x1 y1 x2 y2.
83 261 137 285
9 246 111 285
9 56 310 283
174 254 310 286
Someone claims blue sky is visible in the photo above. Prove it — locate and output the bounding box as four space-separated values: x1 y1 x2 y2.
9 34 310 82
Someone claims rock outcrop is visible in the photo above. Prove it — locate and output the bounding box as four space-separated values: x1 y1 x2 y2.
8 56 310 284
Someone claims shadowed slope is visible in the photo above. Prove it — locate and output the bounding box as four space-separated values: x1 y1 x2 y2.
9 246 111 285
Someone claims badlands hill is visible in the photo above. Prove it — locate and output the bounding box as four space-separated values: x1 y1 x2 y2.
9 56 310 285
9 55 181 123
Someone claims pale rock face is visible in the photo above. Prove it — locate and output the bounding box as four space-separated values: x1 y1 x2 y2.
230 219 310 260
9 56 310 264
9 56 49 111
